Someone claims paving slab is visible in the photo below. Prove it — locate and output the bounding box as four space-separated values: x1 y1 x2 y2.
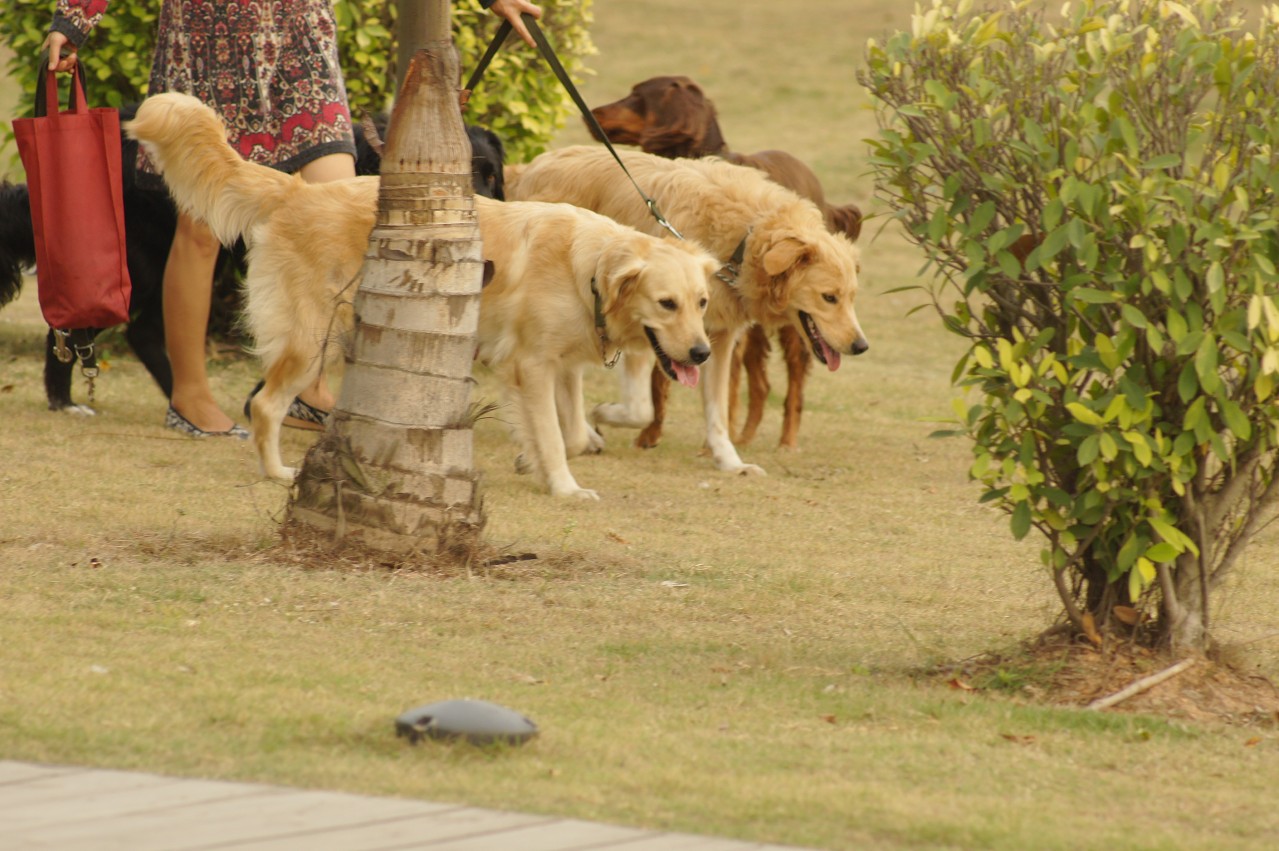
0 761 816 851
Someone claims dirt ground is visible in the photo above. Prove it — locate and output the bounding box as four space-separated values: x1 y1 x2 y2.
947 636 1279 728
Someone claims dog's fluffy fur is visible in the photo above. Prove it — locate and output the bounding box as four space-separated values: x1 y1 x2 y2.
475 200 716 498
507 144 868 476
0 107 504 415
127 92 716 497
589 75 866 450
587 76 862 240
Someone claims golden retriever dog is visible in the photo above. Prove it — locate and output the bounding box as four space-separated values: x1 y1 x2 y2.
507 145 868 476
127 93 716 498
589 75 866 452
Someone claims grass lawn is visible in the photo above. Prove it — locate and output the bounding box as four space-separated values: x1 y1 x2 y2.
2 2 1278 849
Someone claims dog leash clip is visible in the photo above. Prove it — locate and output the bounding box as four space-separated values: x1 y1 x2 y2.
74 340 100 405
647 200 684 241
52 328 74 363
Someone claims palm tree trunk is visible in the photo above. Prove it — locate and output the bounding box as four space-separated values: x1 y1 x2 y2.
288 1 486 559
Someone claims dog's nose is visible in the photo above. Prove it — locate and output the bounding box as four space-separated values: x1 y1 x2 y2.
850 338 869 356
688 343 711 364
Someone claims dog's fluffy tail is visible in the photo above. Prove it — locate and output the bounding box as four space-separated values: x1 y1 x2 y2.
0 181 36 308
125 92 297 247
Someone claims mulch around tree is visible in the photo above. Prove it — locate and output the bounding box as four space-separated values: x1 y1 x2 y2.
946 635 1279 727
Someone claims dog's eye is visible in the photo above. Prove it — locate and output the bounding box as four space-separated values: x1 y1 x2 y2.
822 293 838 304
699 297 708 310
659 299 678 311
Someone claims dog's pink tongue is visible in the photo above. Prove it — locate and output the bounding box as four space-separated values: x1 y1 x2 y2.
820 338 841 372
673 362 700 388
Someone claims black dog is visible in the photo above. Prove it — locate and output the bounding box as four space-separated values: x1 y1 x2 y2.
0 109 506 413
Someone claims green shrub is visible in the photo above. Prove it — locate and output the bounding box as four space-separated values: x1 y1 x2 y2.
861 0 1279 652
1 0 594 167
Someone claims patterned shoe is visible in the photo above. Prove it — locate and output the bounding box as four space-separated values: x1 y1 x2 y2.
164 405 250 440
244 380 330 431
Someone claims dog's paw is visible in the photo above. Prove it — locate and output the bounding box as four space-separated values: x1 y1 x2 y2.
513 453 533 475
265 466 298 482
549 480 600 500
584 427 606 454
720 462 766 477
636 425 663 449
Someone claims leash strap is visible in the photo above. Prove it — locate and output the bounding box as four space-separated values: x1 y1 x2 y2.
466 14 685 240
462 19 512 95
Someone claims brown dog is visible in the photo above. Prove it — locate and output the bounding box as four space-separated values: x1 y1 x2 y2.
589 75 864 450
128 93 716 498
508 145 868 478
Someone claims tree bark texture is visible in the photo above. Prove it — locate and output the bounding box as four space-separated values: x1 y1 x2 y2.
289 23 486 559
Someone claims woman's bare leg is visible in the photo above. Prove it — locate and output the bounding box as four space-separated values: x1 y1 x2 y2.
165 212 233 432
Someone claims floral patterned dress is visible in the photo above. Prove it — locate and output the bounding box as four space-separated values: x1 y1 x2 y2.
52 0 357 174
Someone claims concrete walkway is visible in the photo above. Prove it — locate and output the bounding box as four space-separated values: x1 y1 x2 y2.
0 761 813 851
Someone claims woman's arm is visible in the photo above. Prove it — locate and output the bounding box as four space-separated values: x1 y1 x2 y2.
43 0 110 71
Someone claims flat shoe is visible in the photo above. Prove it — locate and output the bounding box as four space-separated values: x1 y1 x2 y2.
244 380 331 431
164 405 249 440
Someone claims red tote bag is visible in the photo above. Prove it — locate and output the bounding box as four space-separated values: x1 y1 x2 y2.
12 63 132 331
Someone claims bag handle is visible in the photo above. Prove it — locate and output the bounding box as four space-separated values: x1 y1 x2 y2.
33 53 88 118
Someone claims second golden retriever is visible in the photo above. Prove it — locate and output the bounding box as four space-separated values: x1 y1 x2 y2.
127 93 716 498
508 145 868 477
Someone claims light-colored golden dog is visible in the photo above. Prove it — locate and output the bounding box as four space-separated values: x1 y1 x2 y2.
507 145 868 476
127 93 716 498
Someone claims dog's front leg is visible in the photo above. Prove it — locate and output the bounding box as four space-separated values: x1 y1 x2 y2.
518 360 600 500
557 365 604 457
591 350 656 430
702 328 765 476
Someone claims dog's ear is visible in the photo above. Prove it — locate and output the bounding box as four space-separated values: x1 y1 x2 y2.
759 233 816 311
596 246 646 316
484 129 506 200
483 128 504 163
481 259 496 289
829 204 863 243
639 79 722 159
354 111 387 176
763 234 814 277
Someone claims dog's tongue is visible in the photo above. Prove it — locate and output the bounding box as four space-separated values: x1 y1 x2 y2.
673 361 700 388
819 337 841 372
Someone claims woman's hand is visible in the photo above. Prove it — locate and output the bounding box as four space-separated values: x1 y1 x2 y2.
40 31 78 72
488 0 544 48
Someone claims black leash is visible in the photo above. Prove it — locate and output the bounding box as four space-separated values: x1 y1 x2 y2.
465 14 685 240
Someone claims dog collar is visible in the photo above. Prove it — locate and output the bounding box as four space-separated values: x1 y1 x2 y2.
590 277 621 369
716 232 749 287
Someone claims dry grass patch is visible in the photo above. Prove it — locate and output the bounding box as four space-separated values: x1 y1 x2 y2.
3 2 1279 849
